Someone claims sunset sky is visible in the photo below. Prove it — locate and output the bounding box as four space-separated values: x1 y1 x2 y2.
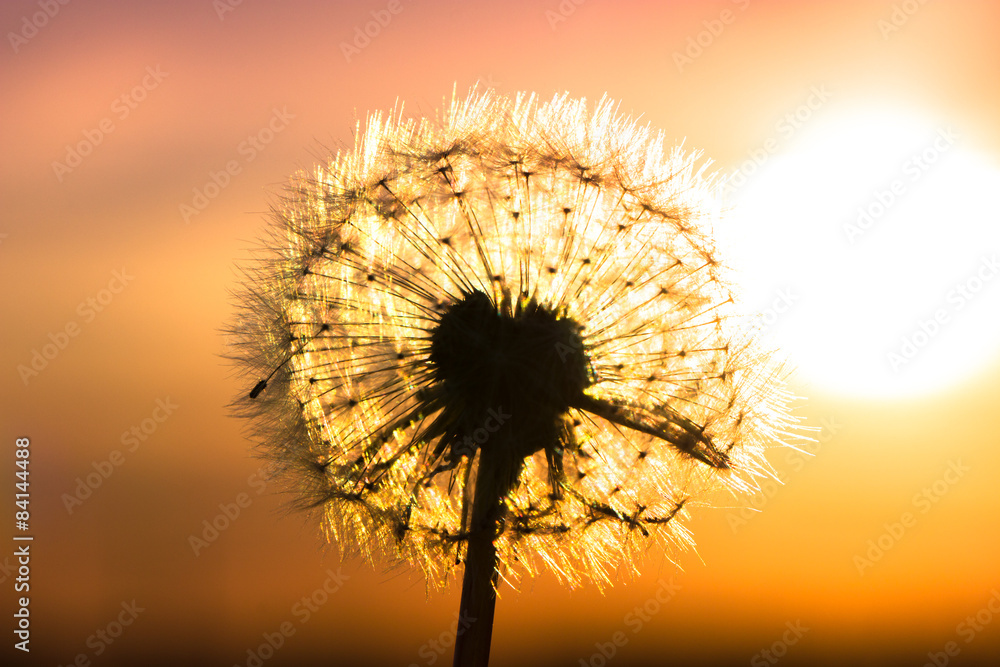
3 1 1000 665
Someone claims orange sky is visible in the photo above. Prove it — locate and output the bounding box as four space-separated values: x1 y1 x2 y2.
3 1 1000 665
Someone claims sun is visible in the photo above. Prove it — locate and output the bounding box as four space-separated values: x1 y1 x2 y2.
719 106 1000 399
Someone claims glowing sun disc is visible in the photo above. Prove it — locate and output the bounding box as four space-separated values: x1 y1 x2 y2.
720 108 1000 398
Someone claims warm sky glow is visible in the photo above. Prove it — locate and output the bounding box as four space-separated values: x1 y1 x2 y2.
724 107 1000 398
4 0 1000 665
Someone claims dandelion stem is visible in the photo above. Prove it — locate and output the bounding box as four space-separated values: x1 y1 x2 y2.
453 447 521 667
453 507 498 666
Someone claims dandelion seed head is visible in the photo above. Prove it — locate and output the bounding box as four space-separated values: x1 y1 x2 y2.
229 88 800 590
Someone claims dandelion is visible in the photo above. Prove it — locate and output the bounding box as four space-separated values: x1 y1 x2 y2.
228 88 799 666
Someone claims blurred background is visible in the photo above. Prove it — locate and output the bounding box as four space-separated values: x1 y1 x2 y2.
2 0 999 665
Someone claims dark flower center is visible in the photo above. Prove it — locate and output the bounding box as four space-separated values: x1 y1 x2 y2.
428 289 592 462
